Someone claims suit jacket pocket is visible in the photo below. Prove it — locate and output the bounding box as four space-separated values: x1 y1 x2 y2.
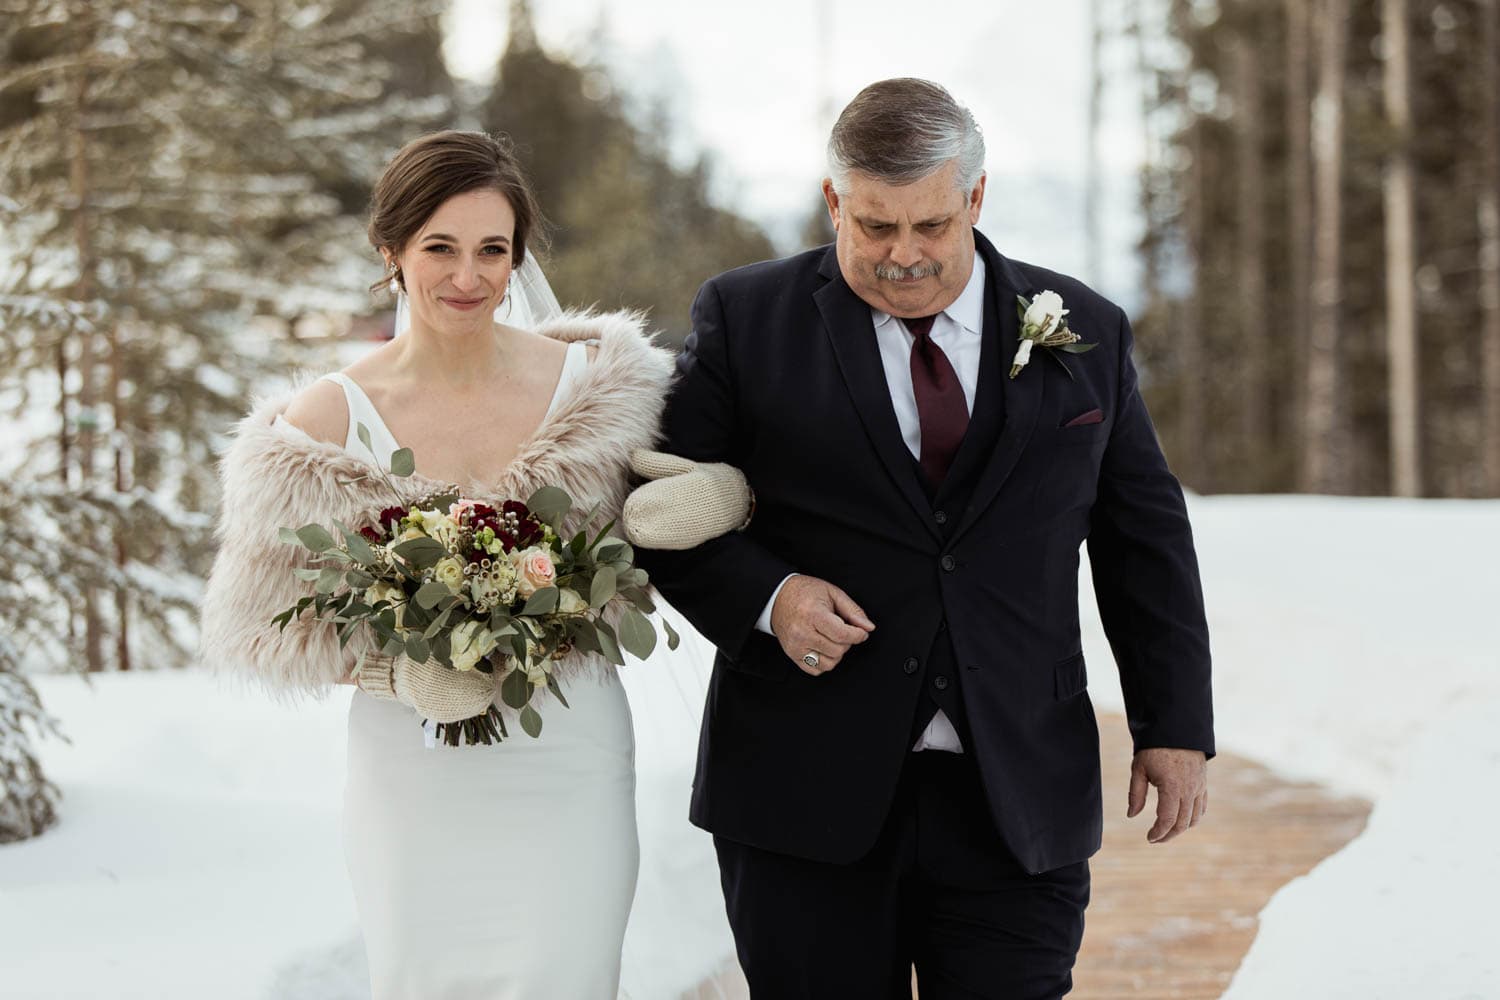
721 631 794 683
1054 651 1088 699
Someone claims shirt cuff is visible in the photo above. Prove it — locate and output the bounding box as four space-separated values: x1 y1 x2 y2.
755 574 799 635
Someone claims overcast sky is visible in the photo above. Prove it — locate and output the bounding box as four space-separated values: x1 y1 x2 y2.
443 0 1149 303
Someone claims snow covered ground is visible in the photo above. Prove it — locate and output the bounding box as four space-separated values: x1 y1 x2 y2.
1080 495 1500 999
3 494 1498 998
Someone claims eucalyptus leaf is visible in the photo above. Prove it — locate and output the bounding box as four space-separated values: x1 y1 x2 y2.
389 448 416 477
590 566 617 609
510 634 528 665
620 586 656 613
594 620 625 666
293 567 324 582
414 580 453 610
596 543 627 563
340 527 377 566
589 519 619 550
296 524 337 552
664 618 681 651
404 635 430 663
345 570 375 590
316 567 342 594
546 674 572 709
500 665 531 710
356 421 374 455
522 587 559 616
422 605 454 640
431 633 452 668
519 705 543 739
1059 342 1097 354
617 607 658 660
278 527 302 547
527 486 572 524
566 620 601 655
392 537 446 570
382 635 404 657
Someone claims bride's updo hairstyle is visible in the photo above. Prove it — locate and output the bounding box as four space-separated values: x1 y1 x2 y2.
367 130 546 294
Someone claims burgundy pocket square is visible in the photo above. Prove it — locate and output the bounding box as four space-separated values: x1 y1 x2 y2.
1063 408 1104 428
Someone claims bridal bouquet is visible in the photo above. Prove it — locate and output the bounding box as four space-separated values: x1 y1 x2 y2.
271 423 678 745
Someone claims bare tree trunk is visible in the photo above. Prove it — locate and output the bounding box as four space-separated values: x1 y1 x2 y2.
70 64 105 672
1085 0 1105 285
110 322 131 671
1233 24 1268 489
1285 0 1315 486
1182 117 1208 488
1382 0 1421 496
1303 0 1349 494
1481 0 1500 495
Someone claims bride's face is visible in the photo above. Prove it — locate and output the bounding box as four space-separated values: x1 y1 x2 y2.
390 188 517 337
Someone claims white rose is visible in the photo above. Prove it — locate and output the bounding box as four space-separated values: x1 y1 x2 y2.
557 587 588 614
510 546 558 599
398 525 426 543
432 556 468 595
425 512 463 551
524 660 549 688
1023 290 1068 338
364 581 406 626
450 620 499 672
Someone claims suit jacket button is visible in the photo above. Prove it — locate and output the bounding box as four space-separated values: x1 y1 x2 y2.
934 510 948 524
933 675 950 691
940 554 956 572
903 658 920 675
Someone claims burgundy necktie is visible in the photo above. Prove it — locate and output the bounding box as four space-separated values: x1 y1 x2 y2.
906 314 969 488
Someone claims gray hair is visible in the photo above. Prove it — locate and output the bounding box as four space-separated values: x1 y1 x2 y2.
826 78 985 195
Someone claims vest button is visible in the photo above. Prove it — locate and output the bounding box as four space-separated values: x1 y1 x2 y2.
903 658 920 675
933 675 950 691
934 509 948 524
940 554 957 572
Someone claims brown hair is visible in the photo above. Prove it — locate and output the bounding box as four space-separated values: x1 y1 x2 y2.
367 130 546 294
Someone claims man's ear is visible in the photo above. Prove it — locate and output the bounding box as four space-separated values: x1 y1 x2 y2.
821 179 842 231
967 172 987 224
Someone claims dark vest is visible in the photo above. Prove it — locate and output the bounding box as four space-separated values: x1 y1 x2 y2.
906 281 1007 749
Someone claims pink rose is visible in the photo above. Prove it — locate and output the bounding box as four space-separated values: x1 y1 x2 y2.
510 546 557 598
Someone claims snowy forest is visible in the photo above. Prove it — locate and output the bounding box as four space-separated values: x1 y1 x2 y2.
0 0 775 841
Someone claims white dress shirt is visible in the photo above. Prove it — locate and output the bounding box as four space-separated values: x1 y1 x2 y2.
756 255 989 754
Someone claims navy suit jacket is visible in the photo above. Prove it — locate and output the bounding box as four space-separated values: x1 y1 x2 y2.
640 230 1214 874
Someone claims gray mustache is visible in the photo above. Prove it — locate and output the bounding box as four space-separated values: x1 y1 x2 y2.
875 261 942 281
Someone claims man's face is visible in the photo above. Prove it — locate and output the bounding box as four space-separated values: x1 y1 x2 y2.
823 160 985 319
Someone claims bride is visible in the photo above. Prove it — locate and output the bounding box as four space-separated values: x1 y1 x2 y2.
199 131 738 998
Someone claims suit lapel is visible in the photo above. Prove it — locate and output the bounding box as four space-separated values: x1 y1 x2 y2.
950 234 1043 545
814 249 942 544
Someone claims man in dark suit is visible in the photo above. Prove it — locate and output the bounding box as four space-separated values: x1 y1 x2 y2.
636 77 1214 999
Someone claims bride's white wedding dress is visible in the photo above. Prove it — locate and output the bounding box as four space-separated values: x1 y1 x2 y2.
327 348 647 999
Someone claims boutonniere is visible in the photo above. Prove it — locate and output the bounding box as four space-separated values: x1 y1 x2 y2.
1010 290 1096 380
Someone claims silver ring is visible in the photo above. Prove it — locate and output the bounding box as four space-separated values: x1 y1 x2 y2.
802 652 820 669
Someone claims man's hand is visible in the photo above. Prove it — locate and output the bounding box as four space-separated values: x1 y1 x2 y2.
1127 747 1208 844
770 575 875 676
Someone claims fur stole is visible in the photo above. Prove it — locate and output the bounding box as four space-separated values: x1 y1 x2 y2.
199 310 675 696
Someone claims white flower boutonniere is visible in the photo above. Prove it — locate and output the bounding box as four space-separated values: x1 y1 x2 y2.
1010 290 1096 379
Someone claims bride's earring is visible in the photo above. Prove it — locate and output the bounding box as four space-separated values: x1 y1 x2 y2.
387 265 402 294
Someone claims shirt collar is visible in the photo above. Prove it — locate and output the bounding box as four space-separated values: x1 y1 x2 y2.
871 253 987 335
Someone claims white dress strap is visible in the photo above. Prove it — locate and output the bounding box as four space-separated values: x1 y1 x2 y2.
544 341 590 419
319 372 402 465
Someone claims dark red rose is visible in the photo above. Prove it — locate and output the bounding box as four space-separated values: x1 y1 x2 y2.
469 503 497 520
501 500 530 519
378 506 406 532
359 526 382 543
516 519 543 546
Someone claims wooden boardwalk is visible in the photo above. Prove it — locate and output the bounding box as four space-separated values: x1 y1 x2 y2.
1073 713 1369 998
688 712 1370 999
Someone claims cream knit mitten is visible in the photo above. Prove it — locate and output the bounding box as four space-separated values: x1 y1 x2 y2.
356 653 497 724
622 449 754 550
